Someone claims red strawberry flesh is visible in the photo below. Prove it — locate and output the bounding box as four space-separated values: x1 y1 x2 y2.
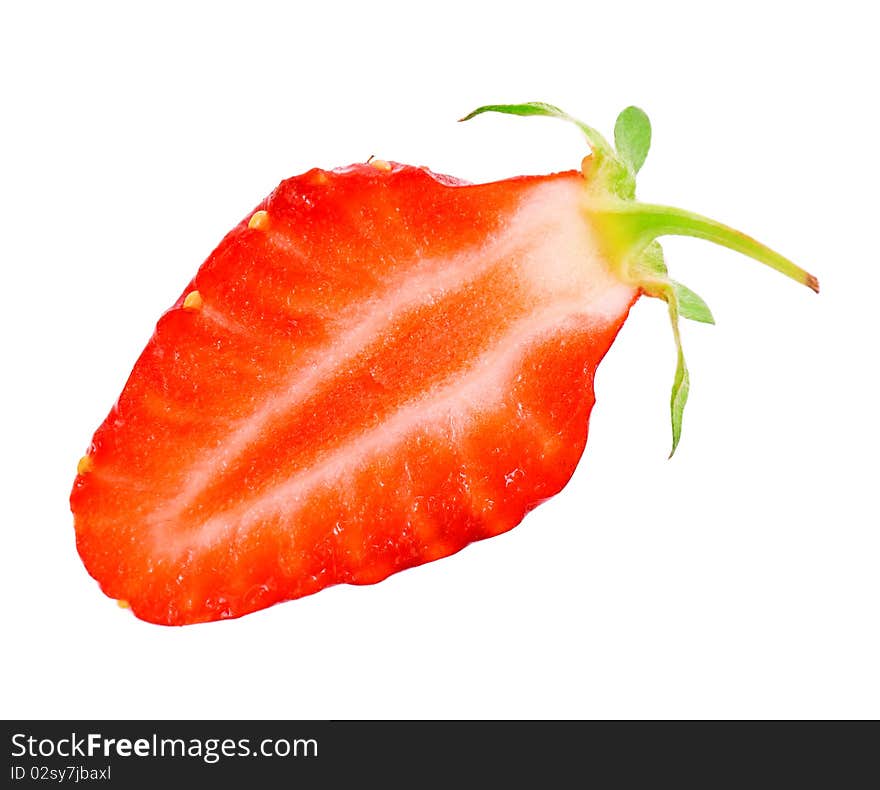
71 163 637 625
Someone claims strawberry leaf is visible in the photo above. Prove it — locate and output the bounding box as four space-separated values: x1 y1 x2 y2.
671 281 715 324
614 106 651 174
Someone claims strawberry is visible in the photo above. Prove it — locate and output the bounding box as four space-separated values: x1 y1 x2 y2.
70 103 818 625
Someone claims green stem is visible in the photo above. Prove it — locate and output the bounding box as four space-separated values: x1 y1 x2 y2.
595 203 820 293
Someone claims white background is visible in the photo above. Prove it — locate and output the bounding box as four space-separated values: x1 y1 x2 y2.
2 1 877 719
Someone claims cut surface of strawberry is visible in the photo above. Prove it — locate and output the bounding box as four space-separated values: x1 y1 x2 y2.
70 104 818 625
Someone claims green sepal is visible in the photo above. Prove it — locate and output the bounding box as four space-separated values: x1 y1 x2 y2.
614 106 651 175
657 290 690 457
671 281 715 324
639 240 668 276
639 278 691 456
635 243 713 325
669 321 690 457
635 245 705 452
459 102 614 162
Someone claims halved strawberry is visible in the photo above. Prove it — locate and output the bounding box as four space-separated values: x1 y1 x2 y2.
70 104 818 625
